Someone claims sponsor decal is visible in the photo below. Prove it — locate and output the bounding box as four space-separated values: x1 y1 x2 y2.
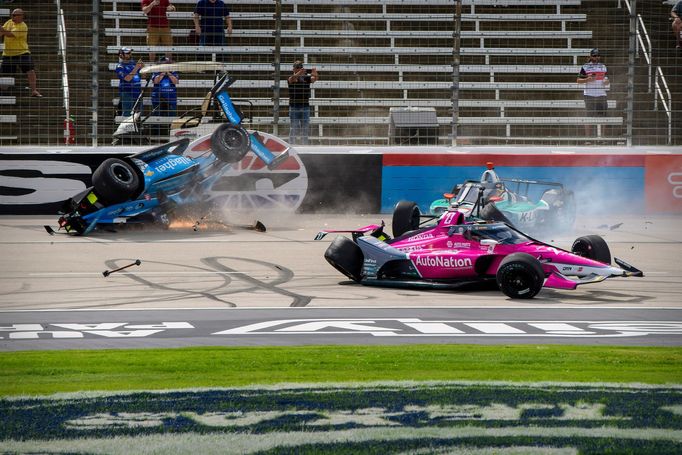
153 156 192 174
519 211 536 222
447 241 471 249
1 383 681 453
414 256 472 269
396 245 423 253
408 232 435 241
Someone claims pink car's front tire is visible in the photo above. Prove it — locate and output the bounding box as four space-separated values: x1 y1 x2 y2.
571 235 611 265
496 253 545 299
324 236 363 282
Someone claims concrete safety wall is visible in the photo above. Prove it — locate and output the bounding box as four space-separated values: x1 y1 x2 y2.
1 148 681 215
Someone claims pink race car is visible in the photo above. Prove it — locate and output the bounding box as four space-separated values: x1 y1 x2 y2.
315 210 643 299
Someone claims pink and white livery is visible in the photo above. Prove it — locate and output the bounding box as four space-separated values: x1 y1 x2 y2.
315 210 643 299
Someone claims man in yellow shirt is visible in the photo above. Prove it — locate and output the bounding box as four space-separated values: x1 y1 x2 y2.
1 9 42 97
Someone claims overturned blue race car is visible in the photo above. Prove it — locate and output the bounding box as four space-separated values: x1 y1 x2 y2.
48 73 289 235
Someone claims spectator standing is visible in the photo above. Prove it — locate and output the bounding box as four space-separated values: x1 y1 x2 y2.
193 0 232 50
286 60 318 145
0 9 41 97
672 0 682 49
141 0 175 62
151 57 178 117
115 48 144 117
576 48 609 141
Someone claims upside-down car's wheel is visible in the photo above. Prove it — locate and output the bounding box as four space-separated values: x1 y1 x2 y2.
571 235 611 264
392 200 421 237
479 202 513 225
92 158 141 205
212 124 251 163
324 236 364 282
496 253 545 299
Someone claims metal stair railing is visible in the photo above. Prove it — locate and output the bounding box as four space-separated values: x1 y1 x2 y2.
620 0 673 145
55 0 72 145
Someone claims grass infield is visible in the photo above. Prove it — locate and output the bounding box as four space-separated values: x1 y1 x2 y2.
1 344 681 397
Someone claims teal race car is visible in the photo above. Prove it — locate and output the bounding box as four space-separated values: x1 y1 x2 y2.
395 163 575 236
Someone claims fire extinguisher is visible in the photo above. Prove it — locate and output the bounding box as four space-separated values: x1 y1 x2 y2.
63 116 75 145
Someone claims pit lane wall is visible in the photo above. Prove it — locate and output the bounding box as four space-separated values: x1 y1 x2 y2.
1 146 681 215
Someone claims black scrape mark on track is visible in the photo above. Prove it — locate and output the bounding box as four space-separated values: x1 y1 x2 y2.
104 259 238 307
202 257 312 307
103 257 312 307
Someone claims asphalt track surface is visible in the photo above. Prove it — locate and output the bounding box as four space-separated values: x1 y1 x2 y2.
1 213 681 350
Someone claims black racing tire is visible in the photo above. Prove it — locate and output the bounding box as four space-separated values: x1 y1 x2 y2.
92 158 141 205
571 235 611 264
496 252 545 299
392 200 421 237
211 124 251 163
324 236 364 282
480 202 513 225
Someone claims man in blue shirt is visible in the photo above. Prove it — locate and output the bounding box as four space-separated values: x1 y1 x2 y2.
151 57 179 117
115 47 144 117
193 0 231 46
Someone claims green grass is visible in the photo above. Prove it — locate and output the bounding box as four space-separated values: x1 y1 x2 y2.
1 344 681 397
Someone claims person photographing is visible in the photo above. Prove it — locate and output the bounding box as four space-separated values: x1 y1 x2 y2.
576 48 609 140
287 60 318 145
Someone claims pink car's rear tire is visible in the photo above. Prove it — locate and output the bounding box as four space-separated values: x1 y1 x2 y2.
496 253 545 299
324 236 363 282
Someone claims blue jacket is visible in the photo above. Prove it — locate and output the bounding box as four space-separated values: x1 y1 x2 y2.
116 60 142 96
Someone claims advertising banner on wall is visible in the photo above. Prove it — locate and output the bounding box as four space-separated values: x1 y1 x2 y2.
644 155 682 213
380 153 647 215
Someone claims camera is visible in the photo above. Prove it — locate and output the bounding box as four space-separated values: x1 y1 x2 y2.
305 69 312 74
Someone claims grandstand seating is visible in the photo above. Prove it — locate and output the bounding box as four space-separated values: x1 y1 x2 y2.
99 0 622 144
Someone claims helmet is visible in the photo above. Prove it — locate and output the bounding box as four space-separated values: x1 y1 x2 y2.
590 48 600 56
118 47 133 56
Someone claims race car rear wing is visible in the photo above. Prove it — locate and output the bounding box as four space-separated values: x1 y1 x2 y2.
314 223 386 241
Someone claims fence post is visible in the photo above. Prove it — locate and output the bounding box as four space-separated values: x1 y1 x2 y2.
451 0 462 146
625 0 636 146
272 0 282 137
91 0 100 146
